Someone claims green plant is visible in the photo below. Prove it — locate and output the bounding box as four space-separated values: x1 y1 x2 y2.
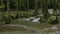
18 12 33 18
0 13 13 25
3 15 11 24
48 16 58 24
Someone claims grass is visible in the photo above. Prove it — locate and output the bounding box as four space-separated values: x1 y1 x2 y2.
0 26 31 32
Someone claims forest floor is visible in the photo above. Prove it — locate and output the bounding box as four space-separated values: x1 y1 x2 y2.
0 24 60 34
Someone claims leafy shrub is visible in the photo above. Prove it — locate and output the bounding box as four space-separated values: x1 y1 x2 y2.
48 16 58 24
0 13 13 25
48 16 56 21
18 12 33 18
0 13 4 25
3 14 12 23
10 13 16 19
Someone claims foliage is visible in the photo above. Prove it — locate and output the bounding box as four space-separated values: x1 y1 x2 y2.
2 13 12 23
48 16 58 24
0 0 60 25
0 11 34 25
0 13 13 25
0 0 60 11
0 4 5 8
48 16 56 21
18 12 33 18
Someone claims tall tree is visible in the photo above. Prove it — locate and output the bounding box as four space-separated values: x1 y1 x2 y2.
27 0 29 11
57 0 60 23
15 0 19 18
35 0 38 10
52 0 59 24
0 0 5 12
41 0 50 22
6 0 10 13
16 0 18 11
53 0 57 15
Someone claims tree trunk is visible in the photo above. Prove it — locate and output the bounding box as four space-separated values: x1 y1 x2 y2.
53 0 59 24
15 0 19 18
57 0 60 23
7 0 10 13
53 0 57 15
41 0 50 23
16 0 18 12
35 0 38 11
58 9 60 23
27 0 29 11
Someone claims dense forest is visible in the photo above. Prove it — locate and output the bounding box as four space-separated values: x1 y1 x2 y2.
0 0 60 34
0 0 60 25
0 0 60 11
